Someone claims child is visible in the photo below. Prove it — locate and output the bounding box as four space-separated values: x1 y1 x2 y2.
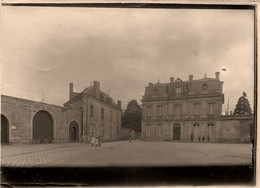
98 136 102 147
95 136 98 147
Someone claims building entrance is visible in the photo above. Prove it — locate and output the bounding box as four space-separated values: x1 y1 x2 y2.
1 115 9 144
173 125 181 140
69 121 79 142
33 110 53 143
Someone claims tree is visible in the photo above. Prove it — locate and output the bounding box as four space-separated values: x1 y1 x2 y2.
233 92 252 115
122 100 142 132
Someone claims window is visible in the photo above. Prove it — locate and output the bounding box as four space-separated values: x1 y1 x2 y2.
207 123 214 126
101 108 104 119
90 105 94 117
147 106 152 117
193 123 200 126
176 87 181 93
194 103 200 115
146 124 151 136
157 105 162 116
100 94 104 100
157 124 162 137
110 111 113 122
117 126 120 135
109 126 112 137
208 103 215 115
117 113 119 123
175 105 182 115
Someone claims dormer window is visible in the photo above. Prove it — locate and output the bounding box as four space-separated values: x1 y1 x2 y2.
100 94 104 100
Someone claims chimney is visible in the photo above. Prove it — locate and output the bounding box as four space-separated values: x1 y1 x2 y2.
215 72 220 80
117 100 122 109
170 77 174 83
69 83 73 99
93 81 100 98
149 83 153 86
189 75 193 81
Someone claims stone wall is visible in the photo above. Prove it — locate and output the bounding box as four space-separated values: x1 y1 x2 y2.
141 115 253 143
1 95 67 143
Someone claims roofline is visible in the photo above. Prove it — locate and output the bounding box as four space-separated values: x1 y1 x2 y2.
63 93 122 110
1 94 64 109
87 95 122 111
145 79 223 87
63 92 83 106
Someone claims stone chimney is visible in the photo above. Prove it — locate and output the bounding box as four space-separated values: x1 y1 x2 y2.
93 81 100 98
215 72 220 80
69 83 73 99
117 100 122 109
149 83 153 86
170 77 174 83
189 75 193 81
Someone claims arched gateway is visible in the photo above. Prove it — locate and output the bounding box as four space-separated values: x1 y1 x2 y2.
33 110 53 143
69 121 79 142
1 114 9 144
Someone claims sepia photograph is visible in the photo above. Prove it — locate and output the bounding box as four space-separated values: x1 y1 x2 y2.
0 1 257 186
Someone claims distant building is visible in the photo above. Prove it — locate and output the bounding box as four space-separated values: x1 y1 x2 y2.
141 72 253 143
1 81 122 144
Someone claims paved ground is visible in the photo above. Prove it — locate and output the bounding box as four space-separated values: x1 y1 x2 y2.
1 140 252 167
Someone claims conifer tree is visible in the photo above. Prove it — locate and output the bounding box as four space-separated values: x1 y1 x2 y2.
233 92 252 115
122 100 142 132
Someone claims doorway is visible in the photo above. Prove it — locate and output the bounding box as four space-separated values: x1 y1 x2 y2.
33 110 53 143
173 125 181 140
69 121 79 142
1 114 9 144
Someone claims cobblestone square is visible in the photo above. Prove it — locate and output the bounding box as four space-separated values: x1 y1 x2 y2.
1 140 252 167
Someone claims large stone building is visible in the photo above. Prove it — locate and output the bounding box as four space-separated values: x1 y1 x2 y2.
141 72 254 143
1 81 122 144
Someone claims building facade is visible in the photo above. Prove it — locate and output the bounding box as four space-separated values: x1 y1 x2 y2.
141 72 253 143
1 81 122 144
64 81 122 143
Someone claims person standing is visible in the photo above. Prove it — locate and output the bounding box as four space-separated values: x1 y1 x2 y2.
95 136 98 147
98 136 102 147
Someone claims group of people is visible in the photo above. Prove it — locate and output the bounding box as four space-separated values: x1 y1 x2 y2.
91 136 102 147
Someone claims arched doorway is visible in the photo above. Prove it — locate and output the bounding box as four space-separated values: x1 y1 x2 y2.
33 110 53 143
69 121 79 142
1 115 9 144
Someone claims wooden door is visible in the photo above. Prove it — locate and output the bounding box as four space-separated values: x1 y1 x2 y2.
33 111 53 143
173 126 181 140
69 121 79 142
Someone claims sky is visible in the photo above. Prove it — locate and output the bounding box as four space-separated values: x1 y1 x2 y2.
1 6 255 113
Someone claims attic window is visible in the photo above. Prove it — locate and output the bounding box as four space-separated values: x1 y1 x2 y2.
100 94 104 100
